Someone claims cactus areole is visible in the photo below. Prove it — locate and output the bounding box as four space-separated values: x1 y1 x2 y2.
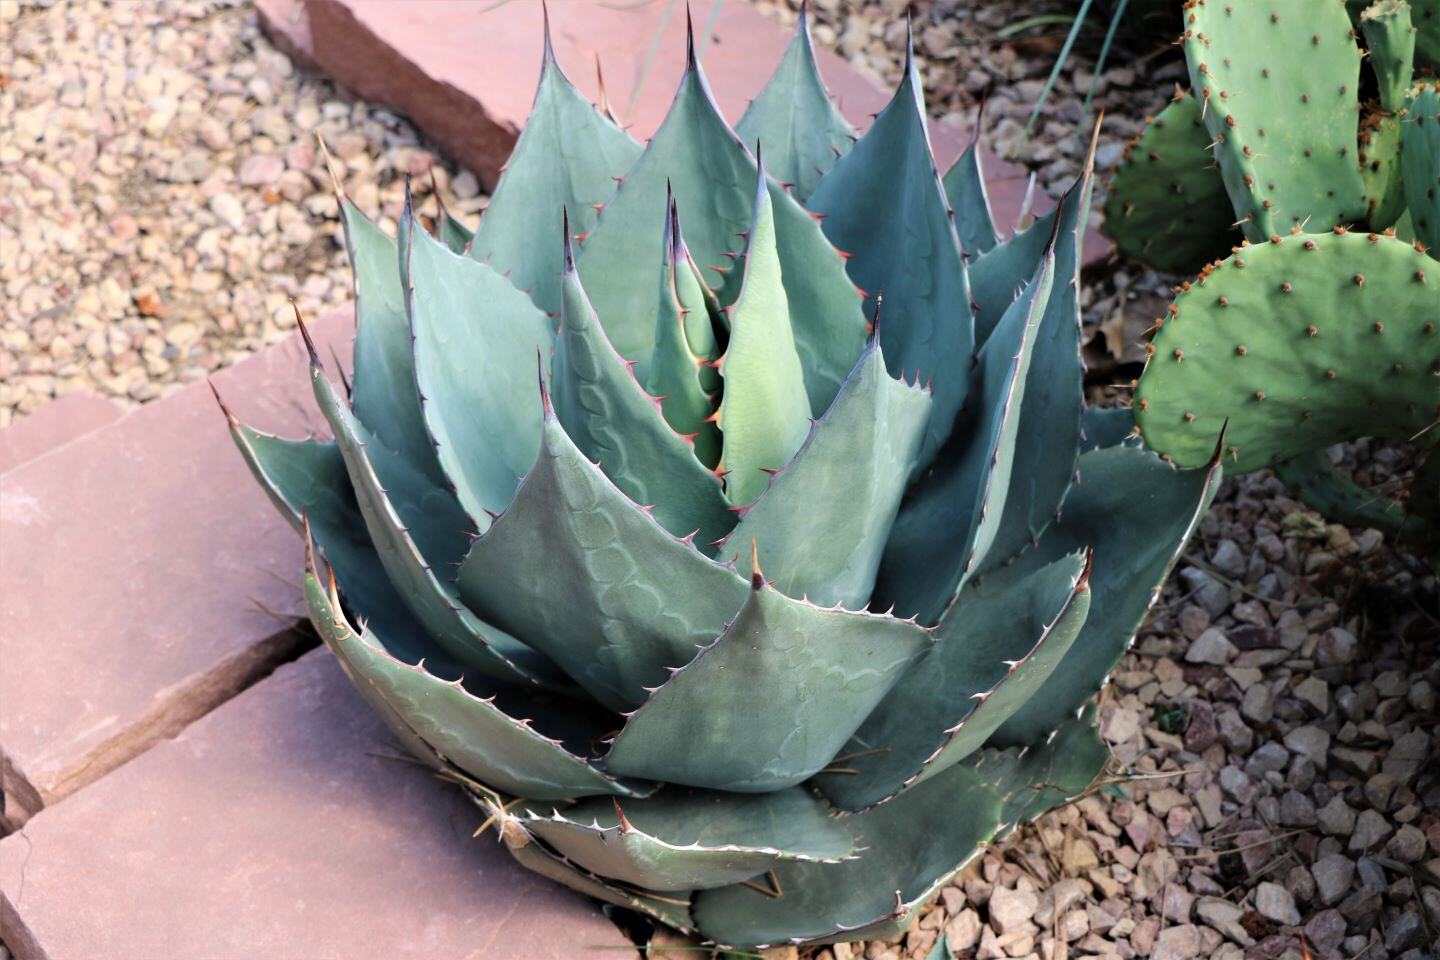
221 10 1222 949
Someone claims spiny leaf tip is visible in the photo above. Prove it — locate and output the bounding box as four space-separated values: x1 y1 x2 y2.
293 301 322 368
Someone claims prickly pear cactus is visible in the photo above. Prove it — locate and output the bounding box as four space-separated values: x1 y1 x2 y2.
1363 0 1418 112
1103 91 1236 274
222 10 1224 950
1136 230 1439 470
1106 0 1440 271
1274 451 1430 541
1403 83 1440 254
1183 0 1368 239
1135 229 1439 543
1407 0 1440 64
1360 107 1409 230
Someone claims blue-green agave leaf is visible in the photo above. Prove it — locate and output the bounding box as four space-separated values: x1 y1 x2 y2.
715 159 813 508
552 221 733 546
437 195 472 255
981 179 1092 571
405 211 555 526
222 402 459 676
467 22 642 316
604 564 932 793
1080 405 1138 452
339 199 446 486
815 552 1090 812
968 194 1068 345
303 557 452 776
306 349 564 687
941 123 1001 256
690 757 1002 949
224 412 477 761
929 936 958 960
498 814 698 934
222 405 348 538
977 706 1109 829
519 788 856 892
455 400 751 713
990 443 1223 744
646 195 723 467
716 333 931 608
735 1 856 202
807 31 976 468
577 34 865 411
302 562 642 801
875 243 1056 624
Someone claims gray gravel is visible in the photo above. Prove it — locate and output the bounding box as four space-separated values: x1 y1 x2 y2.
0 0 479 428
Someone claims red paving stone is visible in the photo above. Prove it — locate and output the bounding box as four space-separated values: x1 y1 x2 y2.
260 0 1105 258
0 307 352 827
0 649 636 960
0 391 125 475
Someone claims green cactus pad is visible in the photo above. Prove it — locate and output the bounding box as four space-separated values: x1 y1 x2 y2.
991 443 1222 745
1414 0 1440 64
225 425 447 690
735 2 855 202
519 788 856 891
876 245 1054 624
942 130 1001 256
303 569 640 801
1359 108 1407 230
405 215 555 525
1361 0 1417 112
808 35 975 468
814 552 1090 812
466 25 642 317
1274 450 1429 540
455 412 750 712
225 420 348 538
1402 83 1440 255
715 162 814 508
1134 232 1440 471
604 570 931 792
578 40 865 412
552 228 732 545
1184 0 1368 238
1102 92 1236 274
717 337 932 609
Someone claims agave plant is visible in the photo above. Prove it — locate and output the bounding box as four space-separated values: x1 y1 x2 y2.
220 8 1222 950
